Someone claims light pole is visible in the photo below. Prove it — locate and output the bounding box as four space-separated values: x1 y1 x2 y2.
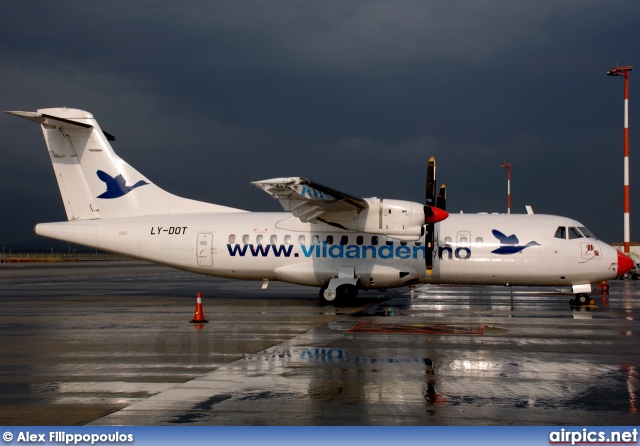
607 65 634 253
500 163 511 214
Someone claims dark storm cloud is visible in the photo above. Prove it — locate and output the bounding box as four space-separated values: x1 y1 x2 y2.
1 0 639 246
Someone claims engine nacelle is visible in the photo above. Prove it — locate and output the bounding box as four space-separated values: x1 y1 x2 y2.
321 198 426 241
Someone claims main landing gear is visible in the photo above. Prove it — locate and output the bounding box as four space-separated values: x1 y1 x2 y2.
319 281 359 305
570 293 595 307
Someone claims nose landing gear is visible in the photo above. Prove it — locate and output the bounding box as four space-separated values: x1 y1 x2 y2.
571 293 595 307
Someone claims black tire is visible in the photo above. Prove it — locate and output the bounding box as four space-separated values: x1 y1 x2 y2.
576 294 589 305
633 273 640 280
336 284 358 302
319 284 331 304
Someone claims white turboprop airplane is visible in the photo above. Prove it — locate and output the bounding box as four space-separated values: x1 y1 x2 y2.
7 108 635 305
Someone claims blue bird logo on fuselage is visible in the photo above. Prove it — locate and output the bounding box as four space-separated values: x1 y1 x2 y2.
491 229 540 255
96 170 149 199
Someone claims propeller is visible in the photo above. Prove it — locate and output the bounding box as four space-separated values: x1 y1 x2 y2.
426 157 436 207
425 157 448 271
436 184 446 211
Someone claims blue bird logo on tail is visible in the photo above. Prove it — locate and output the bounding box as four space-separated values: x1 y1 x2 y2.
96 170 149 199
491 229 540 255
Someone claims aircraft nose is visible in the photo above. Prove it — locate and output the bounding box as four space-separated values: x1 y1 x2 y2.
617 250 635 276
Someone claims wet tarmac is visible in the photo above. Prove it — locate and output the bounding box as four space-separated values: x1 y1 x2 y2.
0 261 638 425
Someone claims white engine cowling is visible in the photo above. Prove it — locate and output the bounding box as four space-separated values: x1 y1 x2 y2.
321 198 425 241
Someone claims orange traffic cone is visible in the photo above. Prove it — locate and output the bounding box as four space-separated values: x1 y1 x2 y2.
190 292 209 323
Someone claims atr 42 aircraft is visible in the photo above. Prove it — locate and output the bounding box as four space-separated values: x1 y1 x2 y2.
7 108 635 305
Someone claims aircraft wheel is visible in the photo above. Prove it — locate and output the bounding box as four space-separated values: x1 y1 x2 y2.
633 273 640 280
335 284 358 304
319 285 334 304
319 284 358 305
575 293 589 306
569 298 577 306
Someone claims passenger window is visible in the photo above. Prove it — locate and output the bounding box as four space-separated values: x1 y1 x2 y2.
475 237 483 246
326 235 334 245
242 234 249 244
284 235 291 244
298 235 305 244
400 241 407 246
459 237 468 246
554 227 566 239
415 241 422 246
568 227 583 239
371 236 378 245
386 239 393 246
341 236 348 245
444 237 452 245
270 235 277 245
312 235 320 245
357 236 363 245
228 234 236 244
256 234 264 245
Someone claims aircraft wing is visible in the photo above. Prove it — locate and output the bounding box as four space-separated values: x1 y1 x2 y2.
252 177 369 223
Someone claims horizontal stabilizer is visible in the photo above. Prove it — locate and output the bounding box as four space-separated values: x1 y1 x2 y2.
7 110 93 128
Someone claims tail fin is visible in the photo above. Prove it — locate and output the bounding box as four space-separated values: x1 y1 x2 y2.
7 108 243 220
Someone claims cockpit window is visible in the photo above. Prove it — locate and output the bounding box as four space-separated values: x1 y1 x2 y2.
554 227 566 239
568 227 583 239
578 226 597 239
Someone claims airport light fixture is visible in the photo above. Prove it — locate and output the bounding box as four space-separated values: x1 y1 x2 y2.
607 65 634 253
500 163 511 214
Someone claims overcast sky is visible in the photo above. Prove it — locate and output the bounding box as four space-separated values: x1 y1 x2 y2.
1 0 639 247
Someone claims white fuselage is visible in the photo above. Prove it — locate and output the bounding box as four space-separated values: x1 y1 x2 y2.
35 211 621 290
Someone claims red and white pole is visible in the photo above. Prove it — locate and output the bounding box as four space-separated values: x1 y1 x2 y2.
608 66 633 253
624 70 631 253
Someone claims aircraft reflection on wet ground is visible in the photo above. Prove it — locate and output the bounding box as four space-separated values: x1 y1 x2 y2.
0 261 638 425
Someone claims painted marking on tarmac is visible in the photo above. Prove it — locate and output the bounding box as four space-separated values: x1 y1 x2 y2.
347 322 487 335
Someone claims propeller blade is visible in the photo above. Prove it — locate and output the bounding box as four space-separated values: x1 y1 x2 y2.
425 157 444 272
436 184 446 211
426 156 436 206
